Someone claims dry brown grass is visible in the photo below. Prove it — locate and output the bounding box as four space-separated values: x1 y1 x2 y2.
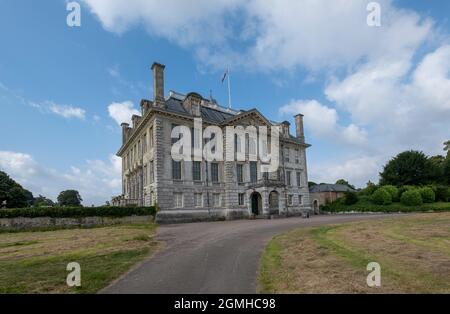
0 223 159 293
260 213 450 293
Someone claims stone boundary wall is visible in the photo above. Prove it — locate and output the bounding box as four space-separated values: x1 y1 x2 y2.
0 215 153 231
155 209 249 224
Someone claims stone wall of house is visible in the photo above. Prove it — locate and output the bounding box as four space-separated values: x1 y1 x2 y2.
0 215 153 231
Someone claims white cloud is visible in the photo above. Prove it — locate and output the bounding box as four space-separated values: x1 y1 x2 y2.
280 99 337 136
0 83 87 120
325 45 450 154
48 102 86 119
0 151 121 205
107 101 140 126
0 151 40 178
82 0 433 71
310 156 381 187
279 99 367 145
342 124 368 146
82 0 239 46
411 45 450 111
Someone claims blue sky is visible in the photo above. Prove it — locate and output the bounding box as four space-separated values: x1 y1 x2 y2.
0 0 449 205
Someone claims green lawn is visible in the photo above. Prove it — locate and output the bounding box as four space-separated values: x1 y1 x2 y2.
259 213 450 293
0 223 159 293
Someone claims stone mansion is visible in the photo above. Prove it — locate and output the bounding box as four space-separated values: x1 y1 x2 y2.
112 62 312 223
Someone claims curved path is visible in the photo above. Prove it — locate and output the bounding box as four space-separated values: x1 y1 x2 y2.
102 214 398 294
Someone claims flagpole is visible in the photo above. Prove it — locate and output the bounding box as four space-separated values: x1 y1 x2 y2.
227 67 232 109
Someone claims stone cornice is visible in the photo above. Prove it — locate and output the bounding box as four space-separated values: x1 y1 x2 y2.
117 105 311 156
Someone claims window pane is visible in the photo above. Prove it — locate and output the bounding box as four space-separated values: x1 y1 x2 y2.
211 163 219 182
237 164 243 183
193 161 201 181
172 160 181 180
250 162 257 183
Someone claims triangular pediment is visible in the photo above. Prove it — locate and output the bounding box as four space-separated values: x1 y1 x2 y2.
220 109 272 127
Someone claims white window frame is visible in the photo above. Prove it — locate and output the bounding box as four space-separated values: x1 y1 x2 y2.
174 192 183 208
213 193 221 207
194 193 203 207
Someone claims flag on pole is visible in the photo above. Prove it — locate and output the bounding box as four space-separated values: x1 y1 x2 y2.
221 68 228 83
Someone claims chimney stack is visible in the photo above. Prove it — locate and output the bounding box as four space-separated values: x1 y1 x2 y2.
121 122 130 144
294 114 305 141
281 121 290 138
151 62 165 108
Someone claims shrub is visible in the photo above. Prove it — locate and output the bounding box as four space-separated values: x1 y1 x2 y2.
344 192 359 205
419 187 435 203
401 190 423 206
380 185 399 202
0 206 156 219
435 186 450 202
398 185 416 198
371 188 392 205
320 202 450 213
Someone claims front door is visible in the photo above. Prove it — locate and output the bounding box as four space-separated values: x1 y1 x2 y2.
251 193 261 215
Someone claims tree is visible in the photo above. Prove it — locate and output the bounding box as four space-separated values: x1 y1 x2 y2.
427 155 445 184
57 190 83 206
335 179 355 189
308 181 317 188
363 181 377 195
444 157 450 185
379 151 434 186
344 192 359 205
33 195 55 207
0 171 33 208
444 140 450 159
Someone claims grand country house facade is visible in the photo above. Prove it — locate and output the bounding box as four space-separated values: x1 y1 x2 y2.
112 62 312 223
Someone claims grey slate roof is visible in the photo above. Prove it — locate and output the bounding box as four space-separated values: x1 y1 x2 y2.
163 96 235 124
309 184 356 193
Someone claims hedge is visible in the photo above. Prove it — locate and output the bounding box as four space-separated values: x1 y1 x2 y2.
0 206 156 219
321 201 450 213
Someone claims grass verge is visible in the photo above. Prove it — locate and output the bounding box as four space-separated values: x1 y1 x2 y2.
259 213 450 293
0 223 159 293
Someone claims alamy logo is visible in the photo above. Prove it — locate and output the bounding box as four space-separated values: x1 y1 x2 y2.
367 2 381 27
66 262 81 287
366 262 381 287
171 118 280 172
66 2 81 27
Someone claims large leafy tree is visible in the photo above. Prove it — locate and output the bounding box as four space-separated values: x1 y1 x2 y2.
379 151 434 186
0 171 34 208
57 190 83 206
33 195 55 207
427 155 446 184
444 157 450 185
444 140 450 159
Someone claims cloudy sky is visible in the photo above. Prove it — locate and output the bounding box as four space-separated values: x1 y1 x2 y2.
0 0 449 205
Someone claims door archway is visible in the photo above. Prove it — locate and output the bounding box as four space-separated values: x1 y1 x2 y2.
268 190 279 214
313 199 319 214
250 192 262 215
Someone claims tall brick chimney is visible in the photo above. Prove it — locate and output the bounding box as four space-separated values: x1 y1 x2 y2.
151 62 165 108
294 114 305 142
121 122 130 144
